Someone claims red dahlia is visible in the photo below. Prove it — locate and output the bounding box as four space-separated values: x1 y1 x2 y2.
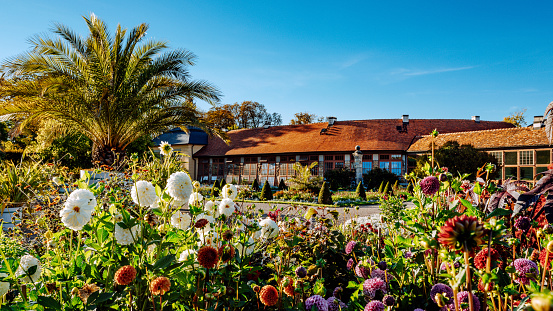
198 246 219 269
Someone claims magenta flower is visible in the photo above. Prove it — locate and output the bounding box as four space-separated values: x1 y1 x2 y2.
420 176 440 196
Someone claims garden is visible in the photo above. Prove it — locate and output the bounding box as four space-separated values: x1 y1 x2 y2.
1 145 553 311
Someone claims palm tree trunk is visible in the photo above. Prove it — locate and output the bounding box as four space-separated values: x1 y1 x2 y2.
92 143 125 167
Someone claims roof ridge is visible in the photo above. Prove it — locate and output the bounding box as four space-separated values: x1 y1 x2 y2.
418 126 535 138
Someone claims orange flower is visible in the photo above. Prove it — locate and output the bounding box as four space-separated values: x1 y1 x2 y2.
114 265 137 285
198 246 219 269
150 276 171 296
281 277 295 297
438 215 484 250
259 285 279 306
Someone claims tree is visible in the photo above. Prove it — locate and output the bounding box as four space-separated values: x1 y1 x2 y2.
363 168 399 191
324 168 355 190
260 180 273 200
431 140 499 179
252 178 260 191
204 104 236 130
0 14 222 166
288 162 323 193
290 112 320 125
356 181 366 200
318 181 332 204
504 109 527 127
278 179 287 191
204 101 282 130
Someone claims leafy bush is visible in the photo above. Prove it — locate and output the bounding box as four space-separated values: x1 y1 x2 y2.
324 168 355 190
288 162 323 193
318 181 332 204
37 133 92 168
355 181 366 200
273 189 316 202
260 180 273 200
363 167 399 191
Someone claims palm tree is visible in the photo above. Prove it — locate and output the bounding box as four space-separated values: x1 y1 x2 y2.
0 14 223 166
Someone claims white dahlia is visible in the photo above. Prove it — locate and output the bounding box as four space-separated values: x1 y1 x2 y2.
197 231 219 247
15 255 42 283
166 172 193 202
179 249 197 262
235 237 255 256
189 192 204 207
222 184 238 200
60 189 96 231
131 180 157 207
204 200 218 217
195 213 215 233
171 211 192 230
218 198 235 217
159 141 173 156
114 223 141 245
193 181 201 189
259 218 279 239
0 273 8 296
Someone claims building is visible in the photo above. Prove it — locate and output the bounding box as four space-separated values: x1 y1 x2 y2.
190 117 513 185
152 127 208 176
407 119 551 182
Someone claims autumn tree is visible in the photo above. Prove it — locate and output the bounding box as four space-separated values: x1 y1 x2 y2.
204 104 237 130
290 112 321 125
504 109 527 127
204 101 282 130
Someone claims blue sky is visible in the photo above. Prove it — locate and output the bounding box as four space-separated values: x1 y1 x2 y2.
1 1 552 124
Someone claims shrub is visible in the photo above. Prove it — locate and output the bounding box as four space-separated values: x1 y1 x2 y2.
260 180 273 200
220 178 227 189
252 178 260 191
211 180 220 197
324 168 355 190
355 181 366 200
278 179 287 191
363 168 399 191
288 162 323 193
318 181 332 204
274 189 315 202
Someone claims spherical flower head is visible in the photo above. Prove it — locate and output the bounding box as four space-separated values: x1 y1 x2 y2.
235 236 255 256
420 176 440 196
166 172 193 202
281 277 295 297
404 250 413 258
382 295 396 306
218 198 235 218
114 265 137 285
363 278 387 297
150 276 171 296
114 223 141 245
345 241 357 254
474 248 500 270
159 141 173 156
515 216 532 232
347 258 354 270
60 189 96 231
188 192 204 207
438 215 484 250
218 244 236 263
327 296 346 311
306 295 329 311
413 309 425 311
430 283 453 304
197 246 219 269
15 255 42 283
131 180 157 207
332 286 343 297
364 300 386 311
371 269 394 282
259 285 279 307
203 200 218 217
170 211 191 230
377 261 387 270
513 258 539 284
222 184 238 200
193 181 200 189
295 266 307 278
457 291 480 311
258 218 279 239
355 262 370 279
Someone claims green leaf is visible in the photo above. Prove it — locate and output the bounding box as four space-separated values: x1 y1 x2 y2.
485 208 512 219
460 198 479 217
153 254 176 270
37 296 62 310
473 182 482 195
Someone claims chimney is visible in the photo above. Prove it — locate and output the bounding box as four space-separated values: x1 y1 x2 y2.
534 116 544 129
327 116 337 126
402 115 409 124
471 116 480 123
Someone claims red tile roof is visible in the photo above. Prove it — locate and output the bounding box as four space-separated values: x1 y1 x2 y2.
407 127 550 153
195 119 514 157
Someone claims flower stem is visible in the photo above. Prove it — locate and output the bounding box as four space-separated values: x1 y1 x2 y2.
464 242 474 311
541 250 549 290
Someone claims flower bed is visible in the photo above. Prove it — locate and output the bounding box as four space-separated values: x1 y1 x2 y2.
2 158 553 310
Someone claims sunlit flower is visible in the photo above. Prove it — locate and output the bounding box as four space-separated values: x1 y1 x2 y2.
15 255 42 283
203 200 217 216
345 241 356 254
195 213 215 233
159 141 173 156
178 249 199 270
258 218 279 239
189 192 204 206
170 211 191 230
430 283 453 305
328 296 347 311
363 278 387 299
513 258 539 285
0 273 9 296
371 269 393 282
78 283 100 303
166 172 193 202
260 285 279 306
197 246 219 269
355 262 370 279
222 184 237 200
456 291 481 311
60 189 96 231
364 300 385 311
296 266 307 278
305 207 318 219
150 276 171 295
193 181 200 189
438 215 484 250
420 176 440 196
197 231 219 247
281 276 295 297
130 180 157 207
306 295 329 311
115 223 141 245
114 265 137 285
235 236 255 256
218 198 235 217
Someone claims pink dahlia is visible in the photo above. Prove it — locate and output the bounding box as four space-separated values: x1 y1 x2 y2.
364 300 386 311
420 176 440 196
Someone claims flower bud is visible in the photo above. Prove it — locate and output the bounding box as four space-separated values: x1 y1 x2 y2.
532 294 553 311
435 293 446 308
538 229 545 239
71 287 79 296
547 241 553 253
252 285 261 293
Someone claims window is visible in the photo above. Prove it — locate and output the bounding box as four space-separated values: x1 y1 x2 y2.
325 162 334 171
334 155 344 161
268 163 275 175
520 167 533 180
505 152 517 165
505 167 517 179
363 154 372 160
489 151 503 166
390 162 401 175
519 150 534 165
261 163 268 175
391 154 402 160
310 155 318 161
324 155 333 161
362 162 372 174
380 154 390 160
380 162 390 171
537 150 551 165
335 162 344 168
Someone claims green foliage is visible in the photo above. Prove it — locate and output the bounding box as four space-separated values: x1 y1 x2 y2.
355 181 366 200
211 180 220 197
220 178 227 189
260 180 273 200
278 178 287 190
134 150 186 188
0 121 8 142
323 168 355 191
125 135 155 158
363 168 399 191
0 161 47 205
251 178 260 191
37 133 92 168
274 189 315 202
318 181 332 204
0 231 28 258
288 162 323 193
